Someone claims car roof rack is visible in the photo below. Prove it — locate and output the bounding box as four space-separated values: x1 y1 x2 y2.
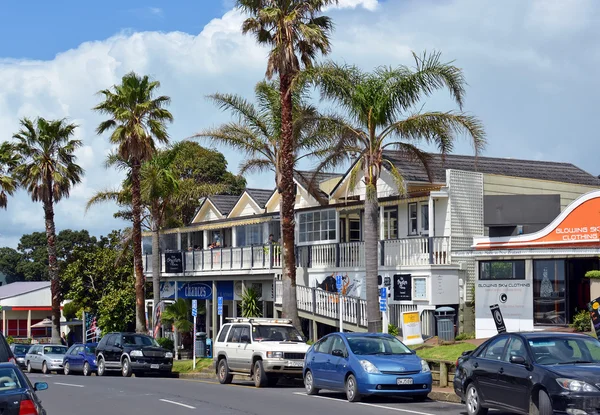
224 318 293 324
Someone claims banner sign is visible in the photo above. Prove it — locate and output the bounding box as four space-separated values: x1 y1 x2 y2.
393 274 412 301
490 304 507 333
164 252 183 273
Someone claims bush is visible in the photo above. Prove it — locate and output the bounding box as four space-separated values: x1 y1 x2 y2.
157 337 174 351
586 270 600 279
455 332 475 341
571 310 592 332
388 324 399 337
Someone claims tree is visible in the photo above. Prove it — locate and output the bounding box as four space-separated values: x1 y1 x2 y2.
12 117 84 343
0 142 19 209
94 72 173 333
237 0 337 332
311 53 486 332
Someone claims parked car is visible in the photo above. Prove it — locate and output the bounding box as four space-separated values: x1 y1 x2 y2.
10 344 31 369
25 344 68 374
63 343 98 376
96 332 173 377
303 332 432 402
454 331 600 415
0 362 48 415
214 318 309 387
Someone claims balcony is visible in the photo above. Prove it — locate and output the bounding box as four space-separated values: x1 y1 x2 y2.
296 236 451 268
142 244 282 274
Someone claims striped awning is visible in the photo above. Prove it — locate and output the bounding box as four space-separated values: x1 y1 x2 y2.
144 216 273 236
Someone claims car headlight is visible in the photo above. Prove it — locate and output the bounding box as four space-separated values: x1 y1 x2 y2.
421 360 430 373
130 350 143 357
556 378 599 392
266 351 283 359
165 352 173 359
359 360 380 374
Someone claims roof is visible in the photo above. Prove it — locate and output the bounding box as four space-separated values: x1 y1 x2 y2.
245 188 275 209
206 194 241 216
294 170 343 201
383 151 600 187
0 282 50 300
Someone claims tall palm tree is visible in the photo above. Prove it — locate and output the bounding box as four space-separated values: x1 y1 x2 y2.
237 0 337 329
0 142 19 209
12 117 84 342
311 52 486 332
94 72 173 333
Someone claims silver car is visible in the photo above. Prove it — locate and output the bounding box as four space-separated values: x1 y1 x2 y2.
26 344 68 374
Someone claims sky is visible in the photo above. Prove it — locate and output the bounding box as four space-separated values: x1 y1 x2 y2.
1 0 599 248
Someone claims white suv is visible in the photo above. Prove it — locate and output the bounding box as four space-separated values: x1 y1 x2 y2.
214 318 309 387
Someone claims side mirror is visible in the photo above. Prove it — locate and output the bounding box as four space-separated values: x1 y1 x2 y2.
240 335 250 344
332 349 345 357
509 355 527 365
34 382 48 391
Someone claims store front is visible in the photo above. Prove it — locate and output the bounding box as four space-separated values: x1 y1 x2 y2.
472 190 600 339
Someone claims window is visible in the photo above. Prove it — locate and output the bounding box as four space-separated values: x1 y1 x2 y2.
421 204 429 234
315 336 335 354
479 260 526 280
482 336 508 361
533 260 566 325
408 203 418 235
218 325 231 343
298 209 336 244
504 337 526 361
383 207 398 240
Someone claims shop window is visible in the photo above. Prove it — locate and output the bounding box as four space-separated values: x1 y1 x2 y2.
479 260 525 280
533 260 566 325
408 203 418 235
298 209 337 244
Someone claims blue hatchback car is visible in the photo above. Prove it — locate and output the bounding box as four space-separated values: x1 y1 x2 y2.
63 343 98 376
303 333 432 402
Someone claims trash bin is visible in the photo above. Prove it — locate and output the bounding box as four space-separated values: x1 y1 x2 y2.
435 307 456 342
195 332 206 358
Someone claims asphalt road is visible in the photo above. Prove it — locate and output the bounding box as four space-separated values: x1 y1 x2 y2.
26 372 516 415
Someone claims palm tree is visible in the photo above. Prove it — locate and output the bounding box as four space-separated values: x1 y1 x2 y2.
12 117 84 342
195 79 336 330
311 52 486 332
94 72 173 333
0 142 19 209
236 0 337 330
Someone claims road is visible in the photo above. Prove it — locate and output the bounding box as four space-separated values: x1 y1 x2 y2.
27 372 516 415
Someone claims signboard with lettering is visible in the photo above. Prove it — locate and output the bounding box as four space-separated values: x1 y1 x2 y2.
393 274 412 301
164 252 183 273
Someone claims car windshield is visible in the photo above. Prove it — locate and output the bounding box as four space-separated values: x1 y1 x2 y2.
43 346 67 355
348 336 412 355
0 367 23 392
252 325 304 342
13 345 30 354
121 335 159 347
85 346 97 354
529 337 600 365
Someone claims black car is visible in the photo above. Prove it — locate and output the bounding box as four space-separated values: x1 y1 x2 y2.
96 332 173 377
0 362 48 415
454 331 600 415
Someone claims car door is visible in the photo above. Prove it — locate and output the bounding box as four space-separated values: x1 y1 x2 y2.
310 336 335 385
236 325 253 373
328 335 350 388
471 335 509 404
226 326 242 371
497 336 533 413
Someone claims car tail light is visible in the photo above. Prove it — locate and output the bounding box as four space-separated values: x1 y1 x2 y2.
19 399 38 415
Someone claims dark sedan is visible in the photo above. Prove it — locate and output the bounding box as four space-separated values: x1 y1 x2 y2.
454 331 600 415
0 362 48 415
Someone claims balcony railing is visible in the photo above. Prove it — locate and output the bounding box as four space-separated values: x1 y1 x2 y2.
296 236 451 268
142 244 282 274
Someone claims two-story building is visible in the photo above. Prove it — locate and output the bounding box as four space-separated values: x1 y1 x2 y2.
143 151 600 342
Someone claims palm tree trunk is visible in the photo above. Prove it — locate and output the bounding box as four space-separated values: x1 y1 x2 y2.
364 167 382 333
43 198 62 343
131 160 147 333
279 72 301 333
151 204 161 338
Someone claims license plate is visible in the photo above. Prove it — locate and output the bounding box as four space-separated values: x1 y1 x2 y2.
150 364 160 369
287 361 304 367
396 378 413 385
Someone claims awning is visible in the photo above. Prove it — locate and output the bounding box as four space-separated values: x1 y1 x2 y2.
145 216 273 236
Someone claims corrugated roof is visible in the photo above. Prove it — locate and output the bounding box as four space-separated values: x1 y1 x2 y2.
383 151 600 187
245 188 275 208
0 281 50 300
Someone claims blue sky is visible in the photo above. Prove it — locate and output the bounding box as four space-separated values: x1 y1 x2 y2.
1 0 599 248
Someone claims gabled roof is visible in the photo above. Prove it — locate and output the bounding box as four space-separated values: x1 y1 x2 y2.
0 281 50 300
383 151 600 187
294 170 343 201
245 188 275 209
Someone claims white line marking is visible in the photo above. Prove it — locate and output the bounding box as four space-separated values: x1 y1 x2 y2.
293 392 436 415
159 399 196 409
54 382 84 388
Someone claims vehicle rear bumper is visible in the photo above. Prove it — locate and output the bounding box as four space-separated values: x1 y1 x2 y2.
550 392 600 415
358 372 433 396
263 359 304 375
130 361 173 372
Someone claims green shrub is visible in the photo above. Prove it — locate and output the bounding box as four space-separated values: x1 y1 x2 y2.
586 270 600 279
156 337 174 351
388 324 399 337
571 310 592 332
455 332 475 341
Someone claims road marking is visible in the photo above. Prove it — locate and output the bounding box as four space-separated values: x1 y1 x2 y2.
159 399 196 409
293 392 436 415
54 382 84 388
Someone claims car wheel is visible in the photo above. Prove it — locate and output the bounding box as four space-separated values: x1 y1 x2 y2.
217 359 233 384
97 358 106 377
83 362 90 377
122 357 132 377
64 362 70 376
538 390 553 415
42 362 48 375
466 383 488 415
345 374 361 402
304 370 319 395
253 360 268 388
27 362 34 374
